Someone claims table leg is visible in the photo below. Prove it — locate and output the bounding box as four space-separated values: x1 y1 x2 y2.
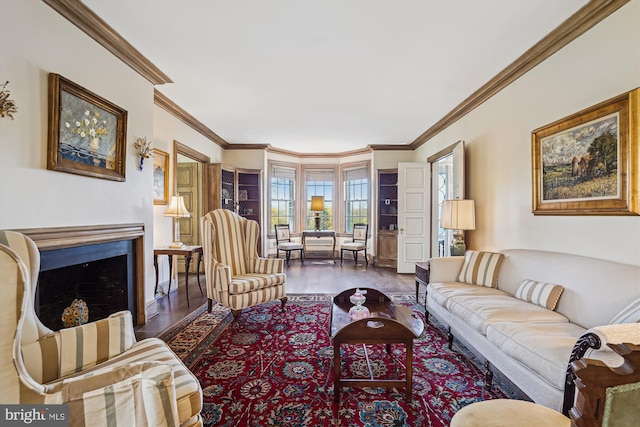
196 251 204 295
154 254 159 295
406 341 413 401
333 341 341 402
184 254 192 307
415 279 419 301
168 255 173 294
332 235 336 263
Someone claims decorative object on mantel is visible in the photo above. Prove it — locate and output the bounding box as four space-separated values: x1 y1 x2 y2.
133 136 152 171
0 81 18 119
532 88 639 216
61 298 89 328
441 198 476 256
47 73 128 182
164 194 191 248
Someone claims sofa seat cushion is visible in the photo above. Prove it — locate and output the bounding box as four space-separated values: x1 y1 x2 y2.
51 337 202 425
230 273 286 294
486 322 586 389
447 295 569 334
427 282 509 308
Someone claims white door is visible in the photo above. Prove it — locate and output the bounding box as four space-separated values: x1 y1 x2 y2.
397 162 430 273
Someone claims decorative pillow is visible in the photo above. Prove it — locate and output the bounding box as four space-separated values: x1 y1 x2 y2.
609 297 640 324
515 279 564 311
457 250 505 288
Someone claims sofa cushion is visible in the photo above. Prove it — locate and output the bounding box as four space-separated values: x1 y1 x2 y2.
609 297 640 324
457 250 505 288
486 322 586 389
515 279 564 311
447 295 569 334
229 273 287 294
427 282 509 308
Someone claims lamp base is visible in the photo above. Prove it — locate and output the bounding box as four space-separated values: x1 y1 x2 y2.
450 232 466 256
168 241 186 249
314 213 321 231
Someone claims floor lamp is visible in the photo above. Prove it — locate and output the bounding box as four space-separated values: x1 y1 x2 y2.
311 196 324 231
441 198 475 256
164 195 191 248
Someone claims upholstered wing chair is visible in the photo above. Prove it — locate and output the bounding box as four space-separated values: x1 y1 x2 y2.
0 230 203 427
201 209 287 317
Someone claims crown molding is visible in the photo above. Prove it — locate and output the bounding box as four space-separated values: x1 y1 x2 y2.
409 0 630 149
266 144 376 158
42 0 172 85
154 89 230 148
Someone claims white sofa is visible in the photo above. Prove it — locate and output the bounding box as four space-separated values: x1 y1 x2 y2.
426 249 640 413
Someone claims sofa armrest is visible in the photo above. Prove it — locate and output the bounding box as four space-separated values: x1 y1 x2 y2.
56 362 180 427
429 256 465 283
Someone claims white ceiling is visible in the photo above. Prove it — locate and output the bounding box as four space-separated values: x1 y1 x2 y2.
83 0 589 153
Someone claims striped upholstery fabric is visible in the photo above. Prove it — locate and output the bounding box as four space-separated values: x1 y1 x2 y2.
609 298 640 324
515 279 564 310
1 230 202 426
457 250 505 288
201 209 286 312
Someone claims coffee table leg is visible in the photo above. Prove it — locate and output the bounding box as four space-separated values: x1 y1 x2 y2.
406 341 413 401
333 341 341 402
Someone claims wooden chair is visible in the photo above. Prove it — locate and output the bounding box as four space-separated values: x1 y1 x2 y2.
340 223 368 266
201 209 287 317
274 224 304 267
450 342 640 427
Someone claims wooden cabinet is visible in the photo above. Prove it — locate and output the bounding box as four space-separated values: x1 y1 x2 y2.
206 165 261 229
376 169 398 268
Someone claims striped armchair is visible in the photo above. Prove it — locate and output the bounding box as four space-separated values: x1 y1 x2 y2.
0 230 203 427
201 209 287 317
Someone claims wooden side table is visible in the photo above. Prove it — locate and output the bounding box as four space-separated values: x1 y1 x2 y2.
415 261 430 309
153 246 204 306
301 230 337 262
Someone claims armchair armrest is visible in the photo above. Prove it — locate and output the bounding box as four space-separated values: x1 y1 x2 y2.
249 257 284 274
55 362 180 427
429 256 465 283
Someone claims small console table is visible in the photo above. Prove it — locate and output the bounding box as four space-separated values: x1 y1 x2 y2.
301 230 337 262
153 245 204 307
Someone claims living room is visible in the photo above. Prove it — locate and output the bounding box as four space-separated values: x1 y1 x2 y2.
1 1 639 426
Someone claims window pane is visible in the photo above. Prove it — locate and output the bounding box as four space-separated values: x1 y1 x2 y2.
270 166 296 231
344 167 368 232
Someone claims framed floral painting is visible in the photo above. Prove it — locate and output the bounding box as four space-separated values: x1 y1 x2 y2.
153 148 169 204
532 88 638 215
47 73 128 181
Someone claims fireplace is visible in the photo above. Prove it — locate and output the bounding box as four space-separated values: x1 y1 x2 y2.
18 224 146 327
37 239 136 330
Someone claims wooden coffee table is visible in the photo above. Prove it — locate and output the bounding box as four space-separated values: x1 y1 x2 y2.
329 288 424 402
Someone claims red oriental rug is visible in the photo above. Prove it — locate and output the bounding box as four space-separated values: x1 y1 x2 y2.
159 294 511 426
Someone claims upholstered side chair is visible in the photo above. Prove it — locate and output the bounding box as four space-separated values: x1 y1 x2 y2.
340 223 369 266
0 230 203 427
275 223 304 267
201 209 287 317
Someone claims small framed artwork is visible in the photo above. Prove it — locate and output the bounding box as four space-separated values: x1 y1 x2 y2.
238 189 248 201
532 88 638 215
153 148 169 204
47 74 128 181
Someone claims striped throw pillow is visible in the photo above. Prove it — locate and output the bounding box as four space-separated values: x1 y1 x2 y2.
609 298 640 324
515 279 564 311
457 250 505 288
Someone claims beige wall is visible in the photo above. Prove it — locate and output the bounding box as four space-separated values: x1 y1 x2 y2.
415 0 640 265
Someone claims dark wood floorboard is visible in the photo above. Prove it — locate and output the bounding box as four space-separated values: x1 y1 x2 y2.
135 260 416 340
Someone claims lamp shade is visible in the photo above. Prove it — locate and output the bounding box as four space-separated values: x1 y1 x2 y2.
441 199 475 230
164 195 190 218
311 196 325 211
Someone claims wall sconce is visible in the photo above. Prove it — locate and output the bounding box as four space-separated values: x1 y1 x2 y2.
133 137 152 171
0 81 18 119
441 198 476 256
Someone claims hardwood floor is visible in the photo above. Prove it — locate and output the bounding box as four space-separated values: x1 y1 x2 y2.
135 260 417 340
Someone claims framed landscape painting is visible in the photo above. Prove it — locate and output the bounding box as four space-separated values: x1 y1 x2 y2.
48 74 128 181
532 89 638 215
153 148 169 205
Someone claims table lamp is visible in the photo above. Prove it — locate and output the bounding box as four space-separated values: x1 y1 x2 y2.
311 196 325 231
441 198 475 256
164 195 190 248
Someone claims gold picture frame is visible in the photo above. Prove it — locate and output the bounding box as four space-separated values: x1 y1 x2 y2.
47 74 128 181
153 148 169 204
532 88 638 215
